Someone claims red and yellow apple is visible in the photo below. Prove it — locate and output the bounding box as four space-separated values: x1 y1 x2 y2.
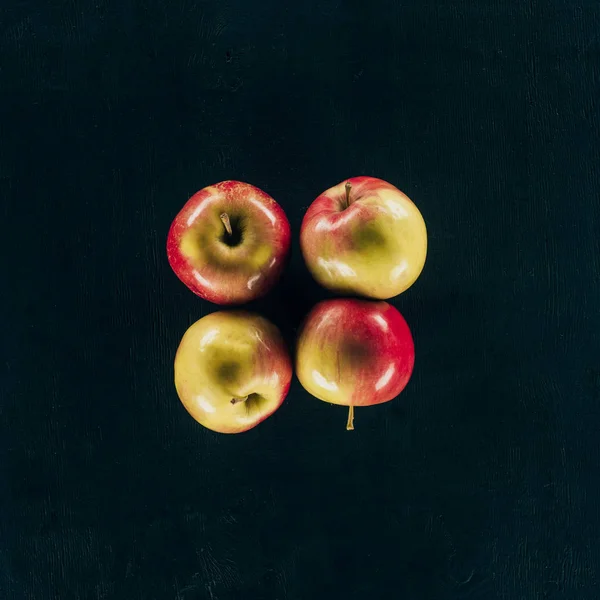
167 181 291 305
300 176 427 299
296 298 415 429
174 311 292 434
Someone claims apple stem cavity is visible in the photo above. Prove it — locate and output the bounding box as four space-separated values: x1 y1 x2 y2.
230 396 248 405
346 405 355 431
220 212 233 236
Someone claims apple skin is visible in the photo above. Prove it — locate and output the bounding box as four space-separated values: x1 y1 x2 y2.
295 298 414 409
167 181 291 305
174 311 292 434
300 176 427 299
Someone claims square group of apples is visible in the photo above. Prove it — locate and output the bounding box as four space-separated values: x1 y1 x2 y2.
167 177 427 434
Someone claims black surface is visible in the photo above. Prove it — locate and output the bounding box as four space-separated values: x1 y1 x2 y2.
2 1 600 599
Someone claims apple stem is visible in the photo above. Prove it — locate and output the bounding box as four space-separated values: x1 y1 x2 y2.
346 405 355 431
230 396 248 405
220 212 233 236
343 181 352 209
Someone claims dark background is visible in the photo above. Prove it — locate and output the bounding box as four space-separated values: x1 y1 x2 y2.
1 1 599 598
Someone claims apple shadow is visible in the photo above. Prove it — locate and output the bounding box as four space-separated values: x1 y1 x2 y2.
246 256 336 356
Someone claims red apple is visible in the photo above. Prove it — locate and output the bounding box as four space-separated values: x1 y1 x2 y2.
167 181 291 305
300 176 427 299
295 298 415 430
174 311 292 434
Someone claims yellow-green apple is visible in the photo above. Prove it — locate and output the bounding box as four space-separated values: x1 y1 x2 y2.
167 181 291 305
296 298 415 430
300 176 427 299
174 311 292 434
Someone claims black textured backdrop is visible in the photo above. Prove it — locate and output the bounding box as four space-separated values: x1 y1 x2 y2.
2 1 600 599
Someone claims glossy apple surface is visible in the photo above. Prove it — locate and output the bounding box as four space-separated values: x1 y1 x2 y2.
300 176 427 299
174 311 292 434
167 181 291 305
296 298 415 429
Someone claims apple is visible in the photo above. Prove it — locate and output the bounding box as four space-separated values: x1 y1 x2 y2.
295 298 415 430
300 176 427 299
174 310 292 434
167 180 291 305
